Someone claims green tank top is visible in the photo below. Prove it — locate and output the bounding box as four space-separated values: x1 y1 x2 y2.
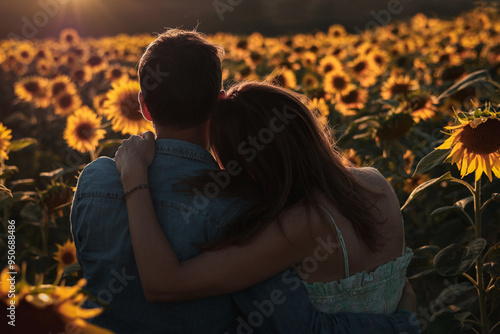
301 205 413 314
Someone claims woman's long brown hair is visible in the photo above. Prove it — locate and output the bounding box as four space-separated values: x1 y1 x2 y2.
193 81 385 252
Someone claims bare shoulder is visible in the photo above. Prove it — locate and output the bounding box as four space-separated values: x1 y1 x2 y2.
348 166 391 190
348 166 401 212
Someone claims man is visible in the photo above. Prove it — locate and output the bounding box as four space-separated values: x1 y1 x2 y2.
71 29 418 333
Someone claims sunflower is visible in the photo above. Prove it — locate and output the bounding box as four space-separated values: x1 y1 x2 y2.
380 74 419 100
308 97 330 125
368 49 390 74
348 56 377 87
60 28 80 47
317 55 342 75
53 91 82 116
103 80 153 135
269 68 297 89
71 66 93 86
324 70 352 97
64 106 106 153
93 94 108 114
0 123 12 160
301 72 320 90
16 43 35 64
431 46 462 66
301 51 317 68
53 239 77 272
36 59 52 76
49 75 77 98
0 267 112 334
86 53 108 73
14 76 50 108
335 85 368 116
328 25 347 39
437 104 500 182
406 93 439 123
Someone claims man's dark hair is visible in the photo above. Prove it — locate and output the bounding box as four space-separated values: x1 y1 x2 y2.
138 29 224 129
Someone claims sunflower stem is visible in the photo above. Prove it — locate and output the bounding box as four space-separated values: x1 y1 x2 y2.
474 178 489 334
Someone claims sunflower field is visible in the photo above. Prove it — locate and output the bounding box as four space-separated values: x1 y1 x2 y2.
1 3 500 333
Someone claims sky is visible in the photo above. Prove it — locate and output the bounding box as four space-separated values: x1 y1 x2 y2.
1 0 477 39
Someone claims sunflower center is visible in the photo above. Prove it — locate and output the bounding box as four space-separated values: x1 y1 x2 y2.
439 54 450 63
52 82 66 96
353 61 366 73
65 34 74 43
120 93 143 120
75 122 94 140
275 74 286 87
111 68 123 79
391 83 410 96
62 252 75 264
21 51 30 59
341 90 359 104
58 94 73 109
24 81 41 94
333 76 347 90
410 95 428 110
374 55 383 65
460 119 500 154
87 55 103 67
74 70 85 81
323 64 333 73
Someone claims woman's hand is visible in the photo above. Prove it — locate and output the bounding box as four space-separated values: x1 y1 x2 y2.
115 131 156 189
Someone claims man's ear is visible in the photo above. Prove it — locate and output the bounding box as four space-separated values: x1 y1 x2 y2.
218 90 226 101
138 91 153 122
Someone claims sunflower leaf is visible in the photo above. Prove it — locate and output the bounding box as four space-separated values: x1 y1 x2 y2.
401 172 452 210
9 138 37 152
436 69 490 102
433 238 487 276
407 245 440 279
62 262 82 278
413 149 450 176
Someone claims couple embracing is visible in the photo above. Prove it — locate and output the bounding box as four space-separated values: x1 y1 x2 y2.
71 29 419 334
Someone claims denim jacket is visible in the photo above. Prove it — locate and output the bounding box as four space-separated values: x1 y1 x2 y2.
71 139 419 334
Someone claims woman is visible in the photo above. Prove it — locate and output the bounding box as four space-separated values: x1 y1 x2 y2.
115 81 413 314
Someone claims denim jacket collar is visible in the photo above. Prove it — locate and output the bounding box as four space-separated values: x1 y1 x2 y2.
155 139 217 167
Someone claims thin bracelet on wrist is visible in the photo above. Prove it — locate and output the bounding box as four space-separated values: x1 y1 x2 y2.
123 183 150 199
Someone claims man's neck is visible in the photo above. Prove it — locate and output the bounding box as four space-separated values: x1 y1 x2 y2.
154 123 209 149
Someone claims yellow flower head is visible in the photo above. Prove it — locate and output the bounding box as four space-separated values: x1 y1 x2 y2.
317 55 342 75
64 106 106 153
14 76 50 108
380 74 419 100
103 80 153 135
1 267 112 334
301 72 320 90
308 97 330 126
437 104 500 182
324 70 352 97
53 239 77 272
268 68 297 89
60 28 81 47
49 75 77 98
54 91 82 116
0 123 12 160
335 85 368 116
